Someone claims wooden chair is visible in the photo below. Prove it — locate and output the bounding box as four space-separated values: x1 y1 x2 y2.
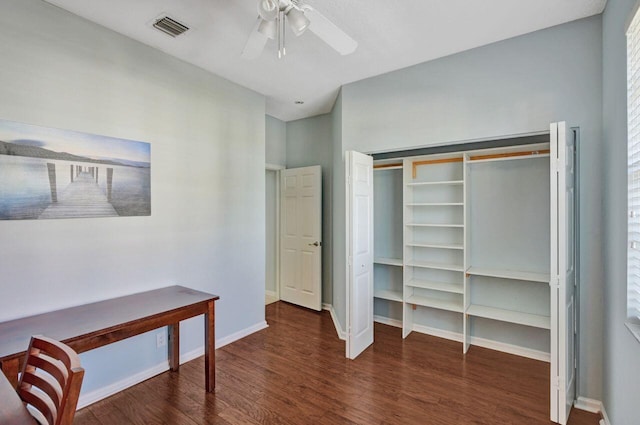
17 335 84 425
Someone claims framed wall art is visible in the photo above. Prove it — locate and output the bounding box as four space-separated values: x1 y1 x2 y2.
0 119 150 220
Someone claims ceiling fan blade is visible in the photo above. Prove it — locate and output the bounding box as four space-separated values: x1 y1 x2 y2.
302 6 357 55
241 17 268 60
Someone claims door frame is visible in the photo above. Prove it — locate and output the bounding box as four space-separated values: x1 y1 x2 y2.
571 127 581 403
266 163 285 303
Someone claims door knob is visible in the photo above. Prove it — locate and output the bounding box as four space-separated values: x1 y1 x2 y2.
309 241 321 247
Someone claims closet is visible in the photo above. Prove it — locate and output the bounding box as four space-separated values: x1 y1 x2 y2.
350 122 576 425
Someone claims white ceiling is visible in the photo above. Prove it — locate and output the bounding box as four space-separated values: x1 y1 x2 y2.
43 0 606 122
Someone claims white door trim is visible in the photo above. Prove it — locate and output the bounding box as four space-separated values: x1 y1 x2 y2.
266 164 285 303
266 163 285 171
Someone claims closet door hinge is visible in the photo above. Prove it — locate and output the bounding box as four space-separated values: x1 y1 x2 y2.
551 376 563 391
551 158 561 173
549 276 560 288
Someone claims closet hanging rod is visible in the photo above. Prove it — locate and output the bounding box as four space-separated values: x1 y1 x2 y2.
468 149 550 162
412 157 463 178
374 163 403 170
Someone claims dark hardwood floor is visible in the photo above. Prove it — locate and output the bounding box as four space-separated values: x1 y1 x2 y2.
74 301 600 425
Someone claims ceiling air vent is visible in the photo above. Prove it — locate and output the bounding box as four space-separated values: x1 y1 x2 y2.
153 16 189 37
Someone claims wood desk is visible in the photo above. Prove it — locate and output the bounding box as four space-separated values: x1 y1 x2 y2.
0 286 219 392
0 364 37 424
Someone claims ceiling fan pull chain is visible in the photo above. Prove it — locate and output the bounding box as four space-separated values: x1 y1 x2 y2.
277 11 281 58
282 11 286 57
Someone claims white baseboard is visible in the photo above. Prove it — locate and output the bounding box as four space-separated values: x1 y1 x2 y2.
323 303 346 340
470 335 550 362
265 290 278 305
410 324 550 362
77 361 169 409
574 397 609 425
412 323 464 343
373 315 402 329
600 403 611 425
77 320 268 409
574 396 603 414
216 321 268 349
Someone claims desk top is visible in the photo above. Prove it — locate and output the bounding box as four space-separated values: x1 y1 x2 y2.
0 370 36 424
0 285 219 362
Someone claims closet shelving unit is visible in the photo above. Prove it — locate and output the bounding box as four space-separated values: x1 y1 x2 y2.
402 153 466 338
372 142 552 360
373 161 404 322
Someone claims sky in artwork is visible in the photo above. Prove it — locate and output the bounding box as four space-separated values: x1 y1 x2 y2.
0 119 150 164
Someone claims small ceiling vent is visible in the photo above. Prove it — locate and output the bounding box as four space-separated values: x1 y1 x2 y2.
153 16 189 37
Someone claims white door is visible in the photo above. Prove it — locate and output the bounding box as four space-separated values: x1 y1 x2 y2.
280 166 322 311
346 151 374 359
550 122 576 424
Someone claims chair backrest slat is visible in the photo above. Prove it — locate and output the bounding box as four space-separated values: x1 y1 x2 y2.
18 386 57 425
21 368 63 407
29 354 68 385
18 335 85 425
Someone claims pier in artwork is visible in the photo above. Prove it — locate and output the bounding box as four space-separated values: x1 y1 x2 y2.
39 164 117 219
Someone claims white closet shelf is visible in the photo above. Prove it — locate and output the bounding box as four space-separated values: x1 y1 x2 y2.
407 180 464 186
466 305 551 330
374 257 403 266
406 260 464 272
374 289 403 302
406 295 463 313
405 280 463 294
406 203 463 206
465 266 550 283
406 242 463 250
406 223 464 228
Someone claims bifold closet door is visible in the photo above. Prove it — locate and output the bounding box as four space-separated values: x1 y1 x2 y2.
346 151 374 359
550 121 576 425
280 165 322 311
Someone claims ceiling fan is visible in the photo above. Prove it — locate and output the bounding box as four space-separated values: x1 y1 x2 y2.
241 0 358 59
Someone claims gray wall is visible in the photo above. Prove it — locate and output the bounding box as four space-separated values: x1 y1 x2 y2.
0 0 266 398
266 115 286 166
286 114 334 304
602 0 640 423
334 16 604 399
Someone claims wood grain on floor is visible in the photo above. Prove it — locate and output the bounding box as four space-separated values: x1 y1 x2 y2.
75 301 601 425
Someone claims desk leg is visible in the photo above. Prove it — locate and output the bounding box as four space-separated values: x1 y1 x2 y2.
1 358 20 389
169 323 180 372
204 300 215 392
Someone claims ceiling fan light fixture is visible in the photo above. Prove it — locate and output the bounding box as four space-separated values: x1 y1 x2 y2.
257 18 277 40
257 0 278 21
286 7 310 36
